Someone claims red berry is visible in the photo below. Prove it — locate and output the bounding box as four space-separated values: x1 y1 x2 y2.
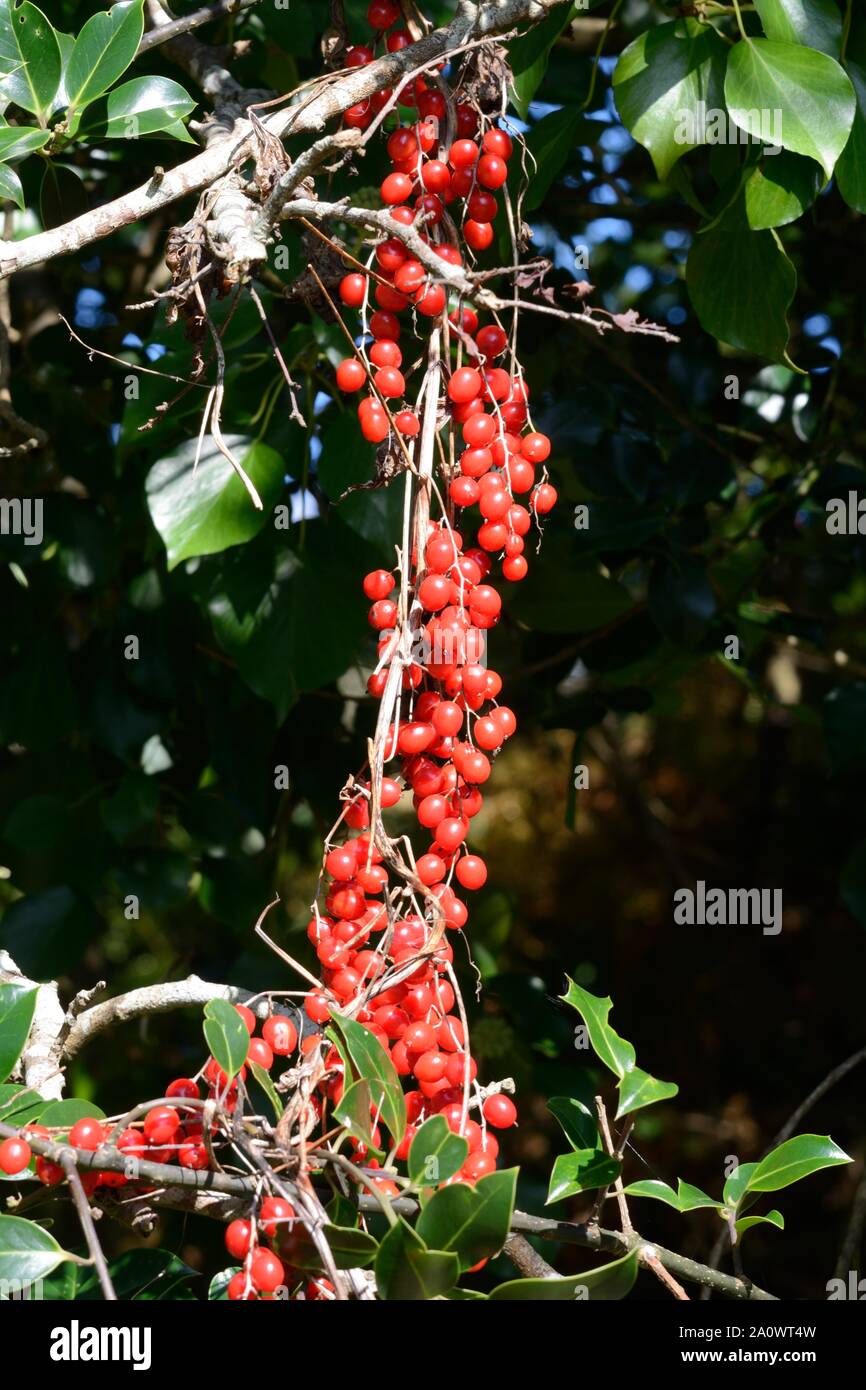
521 431 551 462
336 358 366 392
225 1218 253 1260
415 283 446 316
263 1015 298 1056
477 153 508 189
464 220 493 251
166 1077 200 1101
483 128 514 159
476 324 508 357
247 1036 274 1071
449 139 478 168
143 1106 180 1146
448 367 482 404
395 409 420 435
368 0 400 28
0 1137 31 1175
69 1117 106 1151
374 366 406 399
456 854 487 889
339 273 367 307
227 1271 256 1300
482 1093 518 1128
369 337 402 367
250 1249 285 1293
381 171 414 205
532 482 558 514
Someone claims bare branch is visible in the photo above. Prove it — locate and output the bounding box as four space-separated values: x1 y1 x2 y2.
62 976 266 1062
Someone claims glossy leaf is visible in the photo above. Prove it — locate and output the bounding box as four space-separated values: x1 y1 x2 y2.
613 19 728 179
736 1210 784 1238
547 1148 620 1203
287 1223 378 1271
65 0 145 111
687 196 796 362
0 1 61 118
623 1177 719 1212
375 1218 459 1299
333 1077 382 1156
248 1061 283 1120
723 1162 757 1207
547 1095 599 1151
0 1083 46 1126
560 979 635 1078
725 39 855 180
416 1168 517 1271
407 1114 468 1188
202 998 249 1083
745 150 823 229
145 434 283 570
0 983 37 1085
616 1065 679 1119
489 1249 639 1300
753 0 842 57
836 61 866 213
326 1014 406 1144
0 1215 69 1283
745 1134 852 1193
0 161 22 208
81 75 196 138
508 2 577 120
0 125 49 161
522 106 591 211
39 1098 105 1128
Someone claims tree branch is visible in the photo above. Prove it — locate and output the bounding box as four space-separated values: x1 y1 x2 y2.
0 0 566 280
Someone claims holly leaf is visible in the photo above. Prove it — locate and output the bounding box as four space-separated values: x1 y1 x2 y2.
547 1149 620 1203
407 1115 468 1188
326 1014 406 1145
0 1 61 118
489 1249 639 1300
616 1066 679 1120
0 1215 71 1284
416 1169 517 1271
65 0 145 112
375 1218 459 1299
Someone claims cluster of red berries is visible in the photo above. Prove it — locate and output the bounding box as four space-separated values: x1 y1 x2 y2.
284 6 550 1212
0 1004 297 1188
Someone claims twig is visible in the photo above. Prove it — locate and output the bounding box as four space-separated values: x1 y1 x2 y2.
59 1153 118 1301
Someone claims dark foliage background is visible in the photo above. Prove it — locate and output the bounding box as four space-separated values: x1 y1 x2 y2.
1 0 864 1298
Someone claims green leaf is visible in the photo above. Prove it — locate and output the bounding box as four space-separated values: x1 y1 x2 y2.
248 1061 283 1121
510 561 632 634
725 39 855 181
0 1 61 118
0 983 37 1085
489 1249 639 1300
0 1215 69 1283
326 1014 406 1145
208 1267 238 1300
547 1096 599 1151
202 998 249 1082
333 1078 383 1157
39 1098 105 1128
65 0 145 111
686 196 796 362
753 0 843 57
613 19 728 179
745 1134 852 1193
560 979 635 1078
288 1224 378 1271
0 161 22 208
723 1162 757 1207
91 1248 198 1300
407 1115 468 1188
508 2 576 120
146 434 284 570
616 1066 679 1120
375 1218 460 1299
523 106 591 211
0 124 49 161
736 1210 784 1238
836 61 866 213
416 1168 517 1271
546 1149 620 1203
0 1083 46 1126
82 75 196 138
39 161 87 229
623 1177 719 1211
744 150 823 228
1 889 100 979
